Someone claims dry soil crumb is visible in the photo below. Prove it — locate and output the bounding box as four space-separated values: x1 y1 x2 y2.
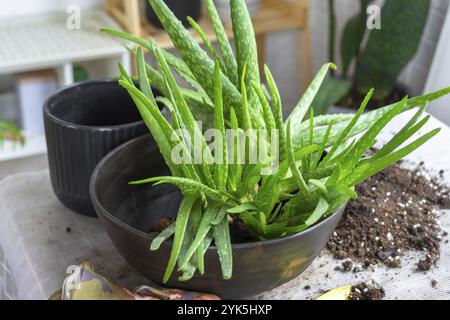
327 162 450 270
431 280 437 288
342 260 353 272
349 283 385 300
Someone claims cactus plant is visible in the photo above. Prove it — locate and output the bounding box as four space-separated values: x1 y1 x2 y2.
313 0 431 113
355 0 430 99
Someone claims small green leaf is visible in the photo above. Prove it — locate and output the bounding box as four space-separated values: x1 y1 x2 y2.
150 223 176 251
213 214 233 279
162 196 197 283
227 203 258 214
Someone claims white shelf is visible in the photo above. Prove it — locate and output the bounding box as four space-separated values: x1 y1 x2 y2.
0 10 129 76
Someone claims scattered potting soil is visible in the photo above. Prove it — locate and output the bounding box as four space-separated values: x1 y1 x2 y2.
349 283 385 300
342 260 353 272
327 162 450 271
431 279 438 288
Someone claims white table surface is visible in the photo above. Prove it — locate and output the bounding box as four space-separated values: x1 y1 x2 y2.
1 111 450 300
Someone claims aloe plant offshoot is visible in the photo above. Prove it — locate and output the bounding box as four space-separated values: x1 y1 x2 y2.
103 0 450 284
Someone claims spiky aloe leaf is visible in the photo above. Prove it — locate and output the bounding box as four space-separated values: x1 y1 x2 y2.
230 0 264 128
264 65 286 160
339 97 407 178
321 88 374 165
154 46 215 187
213 213 233 279
179 204 221 271
129 176 235 203
287 63 337 131
342 128 440 186
213 61 228 191
148 0 241 114
118 78 181 177
286 120 309 195
367 104 428 162
204 0 238 86
162 195 197 283
150 223 176 251
227 107 242 192
298 86 450 149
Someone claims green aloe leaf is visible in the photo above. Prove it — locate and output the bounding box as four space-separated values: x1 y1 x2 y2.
150 223 176 251
321 88 374 165
295 86 450 149
367 104 428 162
213 214 233 279
179 204 221 271
204 0 238 86
286 120 309 194
154 46 215 187
264 65 286 160
343 128 440 186
213 61 228 191
162 195 197 283
287 63 337 130
304 197 329 227
148 0 241 113
230 0 263 128
340 96 407 177
129 176 233 203
227 203 258 214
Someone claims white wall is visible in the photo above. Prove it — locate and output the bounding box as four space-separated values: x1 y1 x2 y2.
426 9 450 125
310 0 449 96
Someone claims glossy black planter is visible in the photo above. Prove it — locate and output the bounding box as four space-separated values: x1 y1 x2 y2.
44 80 150 217
90 135 346 299
146 0 201 29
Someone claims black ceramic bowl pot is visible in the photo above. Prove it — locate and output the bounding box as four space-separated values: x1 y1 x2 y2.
146 0 201 29
44 80 151 217
90 135 346 299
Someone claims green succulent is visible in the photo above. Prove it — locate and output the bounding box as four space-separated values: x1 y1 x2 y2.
0 119 25 146
102 0 450 283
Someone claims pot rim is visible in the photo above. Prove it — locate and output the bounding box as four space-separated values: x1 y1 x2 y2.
43 79 144 131
90 135 346 250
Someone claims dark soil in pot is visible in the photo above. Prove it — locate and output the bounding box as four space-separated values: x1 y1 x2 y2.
146 0 201 29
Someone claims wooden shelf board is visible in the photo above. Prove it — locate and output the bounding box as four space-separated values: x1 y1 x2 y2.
139 0 305 49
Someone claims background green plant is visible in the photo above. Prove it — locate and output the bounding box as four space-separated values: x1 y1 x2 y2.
103 0 449 283
313 0 430 113
0 118 25 147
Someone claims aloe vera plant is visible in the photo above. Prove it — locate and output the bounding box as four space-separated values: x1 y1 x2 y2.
102 0 450 283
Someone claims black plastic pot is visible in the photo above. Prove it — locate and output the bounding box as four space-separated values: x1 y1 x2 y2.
146 0 201 29
90 135 346 299
44 80 153 217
